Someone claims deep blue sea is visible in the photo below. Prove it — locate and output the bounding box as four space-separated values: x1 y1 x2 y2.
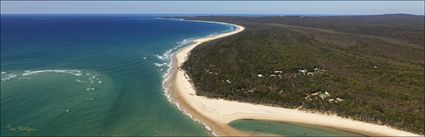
0 14 233 136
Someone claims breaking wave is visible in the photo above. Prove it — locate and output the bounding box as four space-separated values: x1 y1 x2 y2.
21 69 82 76
1 70 103 91
153 37 196 77
153 19 236 137
1 73 17 81
153 36 218 136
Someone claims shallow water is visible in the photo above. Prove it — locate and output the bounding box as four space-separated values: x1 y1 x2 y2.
1 14 232 136
229 119 364 136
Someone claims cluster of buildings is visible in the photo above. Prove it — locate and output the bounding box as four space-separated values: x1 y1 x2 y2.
305 91 344 103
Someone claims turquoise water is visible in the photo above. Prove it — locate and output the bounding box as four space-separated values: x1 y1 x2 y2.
1 14 368 136
229 119 364 136
1 15 233 136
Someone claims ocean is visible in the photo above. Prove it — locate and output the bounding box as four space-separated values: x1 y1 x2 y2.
0 14 233 136
1 14 366 137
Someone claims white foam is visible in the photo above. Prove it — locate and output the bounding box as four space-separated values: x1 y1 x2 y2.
4 69 103 89
154 62 167 67
76 79 85 83
1 74 17 81
155 18 238 137
157 36 200 120
154 54 166 61
22 69 82 76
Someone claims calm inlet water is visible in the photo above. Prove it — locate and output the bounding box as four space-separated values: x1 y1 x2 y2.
1 15 232 136
229 119 363 136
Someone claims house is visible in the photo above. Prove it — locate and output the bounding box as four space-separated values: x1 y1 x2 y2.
226 79 231 83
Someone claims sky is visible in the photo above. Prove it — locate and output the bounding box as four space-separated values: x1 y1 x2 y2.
1 1 424 15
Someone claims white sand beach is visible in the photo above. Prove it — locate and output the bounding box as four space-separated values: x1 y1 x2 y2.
167 21 420 136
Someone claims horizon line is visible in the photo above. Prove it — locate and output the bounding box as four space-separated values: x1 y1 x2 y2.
1 13 424 16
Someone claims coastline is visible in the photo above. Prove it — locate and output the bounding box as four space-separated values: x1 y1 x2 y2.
165 20 420 136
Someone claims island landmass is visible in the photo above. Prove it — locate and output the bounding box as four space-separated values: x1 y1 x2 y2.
167 14 424 136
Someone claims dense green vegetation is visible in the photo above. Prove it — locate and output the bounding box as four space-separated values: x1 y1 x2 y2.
180 15 424 134
188 14 424 46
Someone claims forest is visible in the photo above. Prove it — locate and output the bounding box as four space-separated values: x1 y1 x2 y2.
180 14 424 134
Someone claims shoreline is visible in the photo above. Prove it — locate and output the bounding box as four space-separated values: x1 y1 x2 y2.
165 20 420 136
